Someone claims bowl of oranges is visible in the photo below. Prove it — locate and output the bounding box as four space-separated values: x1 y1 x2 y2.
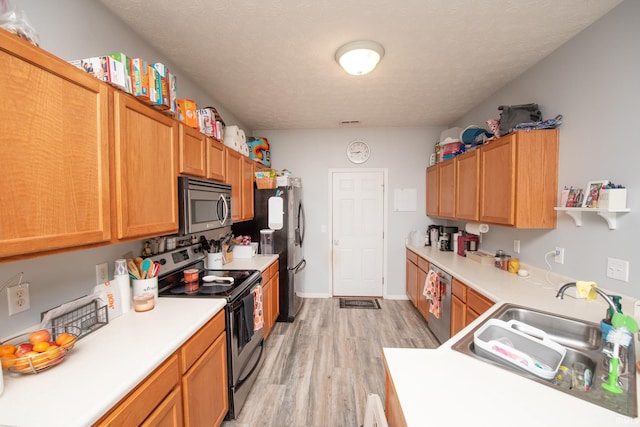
0 325 80 374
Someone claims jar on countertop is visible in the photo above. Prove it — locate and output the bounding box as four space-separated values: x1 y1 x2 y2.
494 250 505 268
508 258 520 274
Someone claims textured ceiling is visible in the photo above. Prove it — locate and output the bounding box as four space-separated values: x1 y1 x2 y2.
100 0 621 130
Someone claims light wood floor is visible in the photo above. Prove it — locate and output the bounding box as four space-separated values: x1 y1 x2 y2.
222 297 439 427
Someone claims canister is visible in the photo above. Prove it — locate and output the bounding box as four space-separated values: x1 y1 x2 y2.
260 229 274 255
508 258 520 274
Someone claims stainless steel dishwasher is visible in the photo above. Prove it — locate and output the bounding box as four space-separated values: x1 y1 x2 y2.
425 264 452 344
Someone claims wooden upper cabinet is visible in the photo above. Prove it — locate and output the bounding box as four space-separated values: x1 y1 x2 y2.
113 92 179 239
480 130 559 228
206 138 225 182
225 148 243 222
0 31 110 258
437 161 455 218
455 150 480 221
426 165 439 216
179 124 207 177
242 156 255 220
479 135 516 225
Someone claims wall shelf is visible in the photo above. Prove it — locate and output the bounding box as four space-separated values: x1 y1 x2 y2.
554 207 630 229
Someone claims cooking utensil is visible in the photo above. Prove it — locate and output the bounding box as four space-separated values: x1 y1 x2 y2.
127 259 141 279
152 262 161 278
200 236 211 253
140 258 153 279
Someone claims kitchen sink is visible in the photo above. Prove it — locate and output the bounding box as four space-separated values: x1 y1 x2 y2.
452 303 637 418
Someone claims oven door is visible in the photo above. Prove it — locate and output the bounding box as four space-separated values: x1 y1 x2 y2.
226 280 265 418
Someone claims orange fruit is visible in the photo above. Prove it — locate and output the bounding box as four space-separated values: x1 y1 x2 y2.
1 354 16 370
33 341 50 353
45 344 63 361
0 343 16 357
55 333 76 350
13 353 34 372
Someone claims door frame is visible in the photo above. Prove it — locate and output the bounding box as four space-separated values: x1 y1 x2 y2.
327 168 388 297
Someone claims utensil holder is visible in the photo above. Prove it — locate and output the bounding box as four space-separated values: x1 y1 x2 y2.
131 277 158 312
207 252 223 269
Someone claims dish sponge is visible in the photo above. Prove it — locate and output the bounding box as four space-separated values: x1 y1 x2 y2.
576 281 597 301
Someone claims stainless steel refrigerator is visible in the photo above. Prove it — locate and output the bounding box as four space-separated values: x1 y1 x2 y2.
237 178 306 322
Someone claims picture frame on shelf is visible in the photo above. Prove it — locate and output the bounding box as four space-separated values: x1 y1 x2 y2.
582 180 609 208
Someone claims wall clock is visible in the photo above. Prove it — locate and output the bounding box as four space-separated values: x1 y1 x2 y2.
346 140 370 164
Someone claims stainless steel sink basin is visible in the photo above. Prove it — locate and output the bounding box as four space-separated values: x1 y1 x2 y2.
495 305 602 351
452 303 637 418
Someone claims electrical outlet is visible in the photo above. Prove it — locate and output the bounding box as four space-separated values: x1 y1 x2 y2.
7 282 30 315
555 247 565 264
513 240 520 254
96 262 108 285
607 257 629 282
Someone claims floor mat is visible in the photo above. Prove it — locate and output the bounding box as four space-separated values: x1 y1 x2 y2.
338 298 381 309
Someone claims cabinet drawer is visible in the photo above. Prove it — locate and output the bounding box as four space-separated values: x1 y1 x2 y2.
452 278 467 301
95 354 180 427
180 310 225 374
467 288 493 315
406 249 418 264
417 257 429 272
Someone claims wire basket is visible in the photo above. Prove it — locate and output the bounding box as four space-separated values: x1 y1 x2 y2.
255 176 277 189
42 299 108 339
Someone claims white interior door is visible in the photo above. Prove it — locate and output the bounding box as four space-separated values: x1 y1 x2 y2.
332 171 384 296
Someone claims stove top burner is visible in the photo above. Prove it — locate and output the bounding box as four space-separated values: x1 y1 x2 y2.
158 268 261 301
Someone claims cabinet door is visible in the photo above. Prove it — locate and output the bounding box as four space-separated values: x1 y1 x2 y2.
0 33 110 258
437 161 456 218
262 278 273 338
207 138 225 181
426 165 438 216
455 150 480 221
182 332 228 427
450 295 466 337
179 124 207 177
241 156 255 220
271 271 280 326
142 386 183 427
479 135 516 225
113 92 179 239
405 257 418 307
417 265 429 321
225 148 243 222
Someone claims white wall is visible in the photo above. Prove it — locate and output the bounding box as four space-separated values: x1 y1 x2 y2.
450 0 639 298
253 127 442 298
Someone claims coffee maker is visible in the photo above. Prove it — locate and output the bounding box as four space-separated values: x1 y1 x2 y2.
457 233 480 257
438 226 459 251
426 225 442 247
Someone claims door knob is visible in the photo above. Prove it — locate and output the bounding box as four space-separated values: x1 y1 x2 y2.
333 240 339 246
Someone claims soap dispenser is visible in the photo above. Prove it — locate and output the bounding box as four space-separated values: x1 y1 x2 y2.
600 295 623 339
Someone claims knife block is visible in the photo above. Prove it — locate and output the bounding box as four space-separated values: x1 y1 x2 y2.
223 244 234 264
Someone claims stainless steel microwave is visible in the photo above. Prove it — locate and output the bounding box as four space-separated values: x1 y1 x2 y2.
178 176 232 235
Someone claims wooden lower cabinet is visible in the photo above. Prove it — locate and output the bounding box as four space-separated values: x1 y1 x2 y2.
143 385 184 427
94 355 181 426
384 365 407 427
262 260 280 339
416 258 430 321
405 250 419 307
95 311 228 427
450 278 494 336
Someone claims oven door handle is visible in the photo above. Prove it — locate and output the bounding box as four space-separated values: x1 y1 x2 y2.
235 339 264 390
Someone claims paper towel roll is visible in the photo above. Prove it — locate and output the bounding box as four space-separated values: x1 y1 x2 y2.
465 222 489 235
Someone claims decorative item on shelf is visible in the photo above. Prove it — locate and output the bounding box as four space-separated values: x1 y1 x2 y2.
599 184 627 209
255 170 277 189
582 180 609 208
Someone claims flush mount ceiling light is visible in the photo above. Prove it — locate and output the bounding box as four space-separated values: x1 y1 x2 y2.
335 40 385 76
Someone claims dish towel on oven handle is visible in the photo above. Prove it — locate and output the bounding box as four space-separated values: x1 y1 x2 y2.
253 285 264 331
423 269 441 319
240 292 255 346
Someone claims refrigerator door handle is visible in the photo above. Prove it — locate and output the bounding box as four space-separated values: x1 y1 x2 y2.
296 202 305 246
289 258 306 273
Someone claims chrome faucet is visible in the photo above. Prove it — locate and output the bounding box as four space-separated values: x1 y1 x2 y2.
556 282 618 313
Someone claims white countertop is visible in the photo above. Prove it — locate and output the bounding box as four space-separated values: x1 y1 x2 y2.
383 244 639 426
0 254 277 427
0 298 226 427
